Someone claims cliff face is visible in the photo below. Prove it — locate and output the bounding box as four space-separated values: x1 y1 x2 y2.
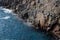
0 0 60 40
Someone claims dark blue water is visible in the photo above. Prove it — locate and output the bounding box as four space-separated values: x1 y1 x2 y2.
0 7 51 40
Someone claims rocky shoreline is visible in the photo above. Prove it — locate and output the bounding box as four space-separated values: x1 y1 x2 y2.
0 0 60 40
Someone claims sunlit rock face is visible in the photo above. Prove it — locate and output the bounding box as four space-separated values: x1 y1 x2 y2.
0 0 60 40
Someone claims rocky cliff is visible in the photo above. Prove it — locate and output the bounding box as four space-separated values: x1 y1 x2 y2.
0 0 60 40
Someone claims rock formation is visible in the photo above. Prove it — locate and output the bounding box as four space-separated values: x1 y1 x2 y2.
0 0 60 40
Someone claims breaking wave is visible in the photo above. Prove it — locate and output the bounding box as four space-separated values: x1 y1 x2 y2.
0 7 13 13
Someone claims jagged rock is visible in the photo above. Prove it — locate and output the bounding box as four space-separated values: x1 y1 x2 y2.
52 25 60 38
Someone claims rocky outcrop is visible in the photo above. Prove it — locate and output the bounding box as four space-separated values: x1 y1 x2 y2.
0 0 60 40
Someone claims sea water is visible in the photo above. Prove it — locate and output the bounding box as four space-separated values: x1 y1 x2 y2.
0 7 52 40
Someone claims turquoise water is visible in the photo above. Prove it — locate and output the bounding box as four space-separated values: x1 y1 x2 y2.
0 8 52 40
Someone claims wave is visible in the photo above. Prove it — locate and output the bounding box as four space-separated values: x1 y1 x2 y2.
0 7 12 19
0 7 13 13
0 7 17 16
0 16 10 19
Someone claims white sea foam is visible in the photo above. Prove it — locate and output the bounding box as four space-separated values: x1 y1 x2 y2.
0 16 10 19
2 8 12 13
0 7 13 13
23 21 33 27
